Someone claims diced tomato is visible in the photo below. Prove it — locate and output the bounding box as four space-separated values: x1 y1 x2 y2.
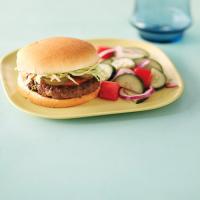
97 46 111 53
99 81 120 101
133 67 152 88
97 46 114 59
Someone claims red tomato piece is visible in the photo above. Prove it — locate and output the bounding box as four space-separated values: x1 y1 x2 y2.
97 46 114 59
97 46 111 53
99 81 120 101
134 67 152 88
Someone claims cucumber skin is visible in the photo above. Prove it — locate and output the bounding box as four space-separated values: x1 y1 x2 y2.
135 98 148 104
108 66 116 81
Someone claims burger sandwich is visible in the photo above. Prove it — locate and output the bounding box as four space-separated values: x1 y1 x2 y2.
16 37 101 108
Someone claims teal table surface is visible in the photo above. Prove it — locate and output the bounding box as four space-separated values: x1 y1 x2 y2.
0 0 200 200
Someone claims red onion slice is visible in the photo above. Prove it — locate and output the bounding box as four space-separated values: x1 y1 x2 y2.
165 82 178 88
115 47 147 59
119 87 155 100
113 68 134 80
136 59 150 68
114 46 124 58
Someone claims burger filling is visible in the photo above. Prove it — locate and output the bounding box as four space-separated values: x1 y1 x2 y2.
20 65 102 99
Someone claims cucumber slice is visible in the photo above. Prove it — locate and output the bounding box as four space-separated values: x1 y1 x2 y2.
151 68 167 89
124 47 149 59
97 63 116 81
134 58 163 72
102 58 113 65
111 58 135 70
114 74 144 94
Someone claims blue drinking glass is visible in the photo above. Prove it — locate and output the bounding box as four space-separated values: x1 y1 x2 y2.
130 0 192 43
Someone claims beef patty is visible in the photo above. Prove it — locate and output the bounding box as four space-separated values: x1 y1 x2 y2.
27 77 99 99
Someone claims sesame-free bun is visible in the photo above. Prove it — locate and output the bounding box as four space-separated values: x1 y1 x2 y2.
17 75 100 108
17 37 99 74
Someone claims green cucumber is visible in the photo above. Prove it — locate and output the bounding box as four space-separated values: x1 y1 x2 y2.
134 58 163 72
151 68 167 89
97 63 116 81
125 47 149 59
111 58 135 70
114 74 144 94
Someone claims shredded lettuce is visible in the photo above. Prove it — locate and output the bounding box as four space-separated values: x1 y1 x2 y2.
30 64 103 85
66 74 79 85
50 74 60 82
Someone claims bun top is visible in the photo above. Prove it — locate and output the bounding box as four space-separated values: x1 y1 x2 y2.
17 37 99 74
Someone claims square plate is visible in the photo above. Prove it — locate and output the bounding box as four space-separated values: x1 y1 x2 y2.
0 38 184 119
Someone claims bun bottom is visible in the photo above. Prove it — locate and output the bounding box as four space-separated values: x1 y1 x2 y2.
17 75 100 108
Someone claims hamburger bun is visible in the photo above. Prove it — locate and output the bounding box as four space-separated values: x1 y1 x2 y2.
17 37 99 74
17 75 100 108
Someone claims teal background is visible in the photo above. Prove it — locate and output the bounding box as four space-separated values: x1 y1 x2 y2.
0 0 200 199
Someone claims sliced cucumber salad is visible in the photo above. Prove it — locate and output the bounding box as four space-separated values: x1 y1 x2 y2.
97 45 175 104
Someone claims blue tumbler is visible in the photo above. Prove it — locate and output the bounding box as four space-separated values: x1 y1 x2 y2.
130 0 192 43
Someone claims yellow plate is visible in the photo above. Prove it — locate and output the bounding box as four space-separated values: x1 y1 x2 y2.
0 38 184 119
